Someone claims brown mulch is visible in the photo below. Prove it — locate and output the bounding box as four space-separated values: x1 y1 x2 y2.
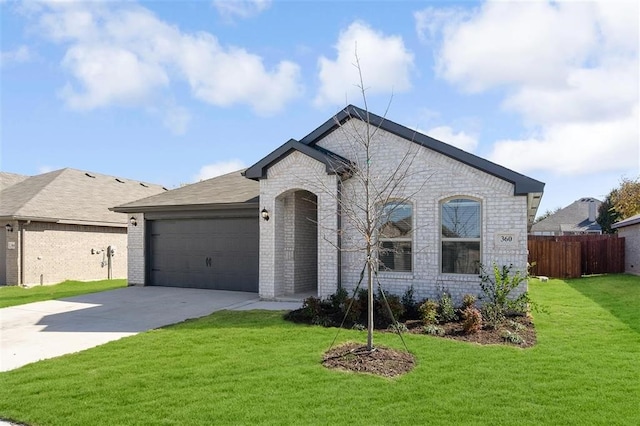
322 342 416 378
322 316 536 378
404 315 537 348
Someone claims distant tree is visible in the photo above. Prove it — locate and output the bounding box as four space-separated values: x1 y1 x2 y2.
534 207 561 224
611 177 640 219
597 176 640 233
597 192 620 234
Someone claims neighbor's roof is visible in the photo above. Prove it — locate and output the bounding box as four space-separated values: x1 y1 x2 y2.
0 168 167 226
0 172 29 191
112 170 259 213
612 213 640 229
531 197 602 234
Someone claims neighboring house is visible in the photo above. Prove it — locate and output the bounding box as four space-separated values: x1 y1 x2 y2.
114 105 544 302
612 213 640 275
0 168 166 286
530 198 602 236
0 172 28 191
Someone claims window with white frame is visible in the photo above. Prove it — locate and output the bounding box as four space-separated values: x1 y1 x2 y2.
378 201 412 272
441 198 481 274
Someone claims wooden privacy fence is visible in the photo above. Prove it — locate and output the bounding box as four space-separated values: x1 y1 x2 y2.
528 235 625 278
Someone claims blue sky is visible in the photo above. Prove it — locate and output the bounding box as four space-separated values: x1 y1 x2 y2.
1 0 638 216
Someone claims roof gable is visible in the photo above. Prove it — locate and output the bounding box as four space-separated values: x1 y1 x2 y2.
243 139 352 180
300 105 544 196
0 168 166 225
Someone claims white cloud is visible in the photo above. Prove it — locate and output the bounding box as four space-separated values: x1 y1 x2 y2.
315 21 414 106
0 45 32 66
59 44 169 109
29 2 302 124
194 160 246 181
212 0 271 19
162 105 191 136
426 126 478 153
489 106 639 176
418 1 639 176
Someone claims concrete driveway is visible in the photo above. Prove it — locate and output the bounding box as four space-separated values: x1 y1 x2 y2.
0 286 302 372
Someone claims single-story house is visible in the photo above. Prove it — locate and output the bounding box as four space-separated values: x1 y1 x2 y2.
114 105 544 302
530 197 602 236
0 168 166 286
612 213 640 275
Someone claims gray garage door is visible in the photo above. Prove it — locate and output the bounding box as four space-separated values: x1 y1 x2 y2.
149 218 258 291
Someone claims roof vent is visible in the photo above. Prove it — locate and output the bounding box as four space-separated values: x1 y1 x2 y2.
140 182 149 188
115 178 125 183
85 173 96 178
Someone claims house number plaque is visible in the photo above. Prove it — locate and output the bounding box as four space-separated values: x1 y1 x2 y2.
495 233 517 248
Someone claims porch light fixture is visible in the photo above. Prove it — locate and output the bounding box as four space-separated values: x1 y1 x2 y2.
261 208 270 221
129 216 137 226
5 224 13 232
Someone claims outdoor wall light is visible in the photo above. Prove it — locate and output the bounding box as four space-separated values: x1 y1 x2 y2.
129 216 137 226
5 224 13 232
261 208 270 221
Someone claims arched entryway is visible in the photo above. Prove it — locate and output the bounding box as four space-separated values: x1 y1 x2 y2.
274 189 318 298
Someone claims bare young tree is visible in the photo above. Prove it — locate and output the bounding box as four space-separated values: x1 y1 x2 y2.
305 52 432 350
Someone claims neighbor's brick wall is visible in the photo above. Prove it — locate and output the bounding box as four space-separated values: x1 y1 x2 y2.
127 213 146 285
316 119 529 303
18 222 127 286
260 151 338 299
2 221 20 285
617 224 640 275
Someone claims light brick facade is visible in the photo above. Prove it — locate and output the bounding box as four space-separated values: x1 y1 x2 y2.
260 151 339 298
258 120 530 303
2 220 127 286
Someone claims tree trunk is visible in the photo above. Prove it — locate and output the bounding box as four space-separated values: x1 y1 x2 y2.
367 245 374 350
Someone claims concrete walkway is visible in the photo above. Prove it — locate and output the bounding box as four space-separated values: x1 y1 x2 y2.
0 286 302 372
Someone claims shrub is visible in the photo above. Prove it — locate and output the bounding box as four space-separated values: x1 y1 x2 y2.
461 306 483 334
500 329 524 345
418 300 439 325
507 319 526 332
329 287 349 311
376 290 405 328
283 296 332 326
387 321 409 333
462 294 477 309
423 324 445 336
438 291 457 323
401 285 420 321
350 288 369 325
478 263 530 328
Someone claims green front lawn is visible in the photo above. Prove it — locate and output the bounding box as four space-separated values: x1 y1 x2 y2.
1 275 638 425
0 279 127 308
